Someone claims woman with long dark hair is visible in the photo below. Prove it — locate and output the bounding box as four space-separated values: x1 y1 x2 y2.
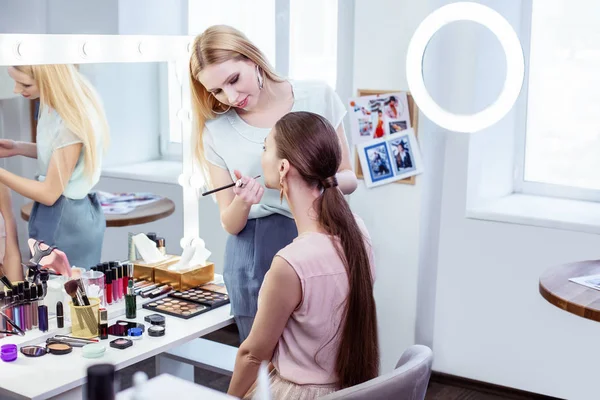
228 111 379 399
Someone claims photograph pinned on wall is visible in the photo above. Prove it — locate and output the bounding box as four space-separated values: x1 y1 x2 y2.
347 92 411 145
389 120 408 134
357 128 423 188
361 142 394 184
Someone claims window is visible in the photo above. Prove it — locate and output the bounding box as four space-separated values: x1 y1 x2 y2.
516 0 600 202
289 0 338 89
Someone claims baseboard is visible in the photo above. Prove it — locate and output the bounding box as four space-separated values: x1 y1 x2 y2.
429 371 565 400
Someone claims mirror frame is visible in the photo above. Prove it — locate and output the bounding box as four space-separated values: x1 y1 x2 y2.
0 34 200 249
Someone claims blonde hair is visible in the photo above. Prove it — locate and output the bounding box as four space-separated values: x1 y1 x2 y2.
189 25 283 187
15 64 110 181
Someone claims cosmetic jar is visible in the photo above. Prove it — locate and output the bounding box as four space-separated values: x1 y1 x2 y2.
20 345 48 357
1 344 17 362
110 338 133 350
148 325 165 337
144 314 165 327
82 343 107 359
47 342 73 355
128 327 143 340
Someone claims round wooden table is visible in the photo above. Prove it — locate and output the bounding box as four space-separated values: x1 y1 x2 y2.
20 198 176 228
539 260 600 322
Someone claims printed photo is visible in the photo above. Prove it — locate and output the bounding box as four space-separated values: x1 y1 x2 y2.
364 142 394 182
358 117 373 137
357 128 424 188
389 120 408 134
384 95 403 119
389 135 415 174
348 91 412 146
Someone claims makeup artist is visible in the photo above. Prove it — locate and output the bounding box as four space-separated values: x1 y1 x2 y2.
0 65 109 269
189 25 357 343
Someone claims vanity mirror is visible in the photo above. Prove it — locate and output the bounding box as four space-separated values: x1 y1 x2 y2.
0 34 202 258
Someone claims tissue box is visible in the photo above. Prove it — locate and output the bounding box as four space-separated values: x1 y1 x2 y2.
154 263 215 291
133 255 180 282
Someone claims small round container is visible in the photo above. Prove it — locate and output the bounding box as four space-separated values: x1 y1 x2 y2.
82 343 106 359
1 344 18 362
47 342 73 355
148 325 165 337
128 327 143 340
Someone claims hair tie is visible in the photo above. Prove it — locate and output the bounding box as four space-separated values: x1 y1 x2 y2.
322 176 338 189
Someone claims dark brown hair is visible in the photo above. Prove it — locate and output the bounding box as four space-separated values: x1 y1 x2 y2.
274 111 379 389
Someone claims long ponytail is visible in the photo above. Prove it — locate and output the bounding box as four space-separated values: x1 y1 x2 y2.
274 111 379 389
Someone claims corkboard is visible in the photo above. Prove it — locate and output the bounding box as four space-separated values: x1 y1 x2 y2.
353 89 419 185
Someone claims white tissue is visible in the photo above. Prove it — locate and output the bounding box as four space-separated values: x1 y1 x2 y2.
169 239 212 271
132 233 166 264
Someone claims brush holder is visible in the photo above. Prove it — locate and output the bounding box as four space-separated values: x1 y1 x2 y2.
69 297 100 339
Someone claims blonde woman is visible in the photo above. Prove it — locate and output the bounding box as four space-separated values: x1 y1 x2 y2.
1 64 109 269
189 25 357 343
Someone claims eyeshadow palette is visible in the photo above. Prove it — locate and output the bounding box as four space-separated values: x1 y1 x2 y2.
142 297 210 319
169 287 230 308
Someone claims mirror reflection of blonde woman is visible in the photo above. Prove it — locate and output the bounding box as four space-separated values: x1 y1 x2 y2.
1 65 109 270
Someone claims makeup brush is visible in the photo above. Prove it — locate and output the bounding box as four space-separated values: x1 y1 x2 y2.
64 280 95 333
202 175 261 196
73 278 91 306
64 280 83 306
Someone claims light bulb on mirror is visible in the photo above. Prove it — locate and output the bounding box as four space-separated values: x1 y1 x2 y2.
177 173 188 187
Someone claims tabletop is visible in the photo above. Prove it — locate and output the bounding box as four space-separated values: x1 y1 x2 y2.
0 305 233 400
20 198 176 228
539 259 600 322
116 373 237 399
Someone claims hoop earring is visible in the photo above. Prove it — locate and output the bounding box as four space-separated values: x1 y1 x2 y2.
256 64 264 90
212 104 231 115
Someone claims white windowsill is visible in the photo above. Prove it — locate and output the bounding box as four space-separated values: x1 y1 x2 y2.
101 160 182 185
466 193 600 235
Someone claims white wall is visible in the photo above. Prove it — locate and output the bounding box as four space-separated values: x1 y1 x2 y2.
351 0 441 373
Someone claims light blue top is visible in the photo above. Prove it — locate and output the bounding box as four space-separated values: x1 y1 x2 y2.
36 105 104 200
203 80 347 219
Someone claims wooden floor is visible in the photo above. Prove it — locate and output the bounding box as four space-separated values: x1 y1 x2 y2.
116 325 558 400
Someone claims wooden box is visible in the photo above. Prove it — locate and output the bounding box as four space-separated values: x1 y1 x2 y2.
154 263 215 291
133 255 181 282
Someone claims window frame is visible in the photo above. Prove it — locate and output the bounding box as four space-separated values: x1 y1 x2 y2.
513 0 600 203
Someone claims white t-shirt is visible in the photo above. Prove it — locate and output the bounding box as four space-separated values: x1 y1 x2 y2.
203 80 347 219
36 105 104 200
